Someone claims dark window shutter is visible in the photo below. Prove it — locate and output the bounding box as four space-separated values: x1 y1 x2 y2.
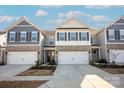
118 30 120 40
15 32 17 42
29 32 31 41
87 32 89 41
79 32 81 41
37 32 39 42
115 30 117 40
91 37 93 43
57 32 59 41
106 30 109 40
68 32 70 41
25 32 28 41
76 32 78 41
7 32 10 42
65 32 67 41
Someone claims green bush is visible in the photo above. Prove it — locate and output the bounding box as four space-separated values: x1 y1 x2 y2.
89 60 96 65
48 61 56 65
35 60 42 67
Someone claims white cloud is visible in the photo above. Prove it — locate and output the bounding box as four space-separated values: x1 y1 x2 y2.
84 5 124 9
58 10 109 22
35 10 48 17
89 15 109 22
58 10 89 19
45 10 111 30
0 16 15 23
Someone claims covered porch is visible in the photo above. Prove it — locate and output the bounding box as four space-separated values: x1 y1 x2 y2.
43 47 55 64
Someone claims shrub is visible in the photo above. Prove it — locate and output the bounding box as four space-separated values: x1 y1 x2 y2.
35 60 42 67
98 59 108 67
48 61 56 65
89 60 96 65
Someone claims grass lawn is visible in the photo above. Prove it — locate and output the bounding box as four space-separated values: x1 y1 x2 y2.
0 80 48 88
17 69 55 76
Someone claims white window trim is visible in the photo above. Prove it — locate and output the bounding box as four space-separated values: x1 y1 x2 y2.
80 32 87 41
108 29 115 40
119 29 124 40
59 32 65 41
9 32 15 42
20 31 27 42
70 32 76 41
31 31 38 42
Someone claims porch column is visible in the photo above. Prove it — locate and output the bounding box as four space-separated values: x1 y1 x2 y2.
44 50 46 63
98 48 101 60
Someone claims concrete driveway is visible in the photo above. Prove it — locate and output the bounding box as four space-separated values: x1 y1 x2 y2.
40 65 123 88
0 64 32 80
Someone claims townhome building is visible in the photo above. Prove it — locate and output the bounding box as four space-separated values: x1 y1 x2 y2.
0 17 104 64
97 16 124 64
5 17 45 64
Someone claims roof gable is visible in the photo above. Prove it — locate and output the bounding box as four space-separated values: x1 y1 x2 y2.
115 18 124 23
58 18 89 29
18 21 31 25
4 16 45 36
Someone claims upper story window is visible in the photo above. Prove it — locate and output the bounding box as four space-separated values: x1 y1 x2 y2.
69 32 76 41
9 32 15 42
80 32 88 41
20 31 26 42
108 30 115 40
120 30 124 40
31 31 38 42
58 32 65 41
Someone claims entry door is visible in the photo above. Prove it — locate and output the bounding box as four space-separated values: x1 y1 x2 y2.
92 49 99 61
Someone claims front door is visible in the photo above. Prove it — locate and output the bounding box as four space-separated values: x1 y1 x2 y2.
46 50 55 63
92 49 99 62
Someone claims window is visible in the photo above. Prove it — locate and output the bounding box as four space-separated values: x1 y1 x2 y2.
59 32 65 41
20 31 26 42
9 32 15 42
31 31 37 42
108 30 115 40
80 32 88 41
70 32 76 41
120 30 124 40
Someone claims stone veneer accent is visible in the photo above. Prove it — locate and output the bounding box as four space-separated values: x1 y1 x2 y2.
6 46 40 51
107 44 124 50
56 45 91 51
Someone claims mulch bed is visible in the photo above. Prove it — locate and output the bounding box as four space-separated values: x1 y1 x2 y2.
93 65 124 74
0 80 48 88
17 69 55 76
100 68 124 74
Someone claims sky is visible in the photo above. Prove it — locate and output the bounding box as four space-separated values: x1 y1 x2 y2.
0 5 124 31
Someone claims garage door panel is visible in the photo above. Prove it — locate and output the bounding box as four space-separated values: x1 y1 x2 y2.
58 51 89 64
110 50 124 63
7 52 37 64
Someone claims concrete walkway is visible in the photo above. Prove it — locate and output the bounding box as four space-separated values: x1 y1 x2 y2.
39 65 122 88
0 65 51 81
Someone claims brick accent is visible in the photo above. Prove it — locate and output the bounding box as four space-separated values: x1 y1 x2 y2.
107 44 124 50
6 46 40 51
56 45 91 51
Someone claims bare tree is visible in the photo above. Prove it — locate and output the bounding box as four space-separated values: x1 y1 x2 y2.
109 51 120 65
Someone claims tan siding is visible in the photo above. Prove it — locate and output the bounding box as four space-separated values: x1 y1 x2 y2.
56 45 91 51
107 44 124 50
6 46 40 51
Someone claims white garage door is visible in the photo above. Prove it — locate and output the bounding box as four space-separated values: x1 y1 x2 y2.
58 51 89 64
7 52 37 64
110 50 124 63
